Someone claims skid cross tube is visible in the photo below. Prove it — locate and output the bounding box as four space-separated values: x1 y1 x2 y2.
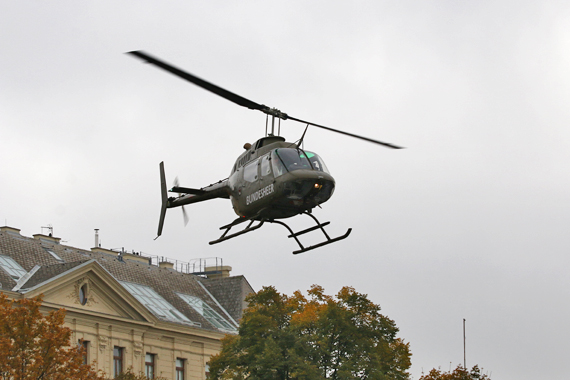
268 212 352 254
209 218 265 245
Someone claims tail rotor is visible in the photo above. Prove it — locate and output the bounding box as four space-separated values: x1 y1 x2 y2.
173 177 189 226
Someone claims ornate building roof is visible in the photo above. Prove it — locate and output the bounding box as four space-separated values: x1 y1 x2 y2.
0 226 253 333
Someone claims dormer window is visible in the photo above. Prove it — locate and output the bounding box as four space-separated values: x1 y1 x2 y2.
0 255 27 280
44 248 63 262
120 281 194 324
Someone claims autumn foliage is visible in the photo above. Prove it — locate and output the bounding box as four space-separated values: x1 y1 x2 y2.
207 285 412 380
114 367 167 380
0 293 105 380
419 365 491 380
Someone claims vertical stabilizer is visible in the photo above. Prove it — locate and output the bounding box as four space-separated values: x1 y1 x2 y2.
156 161 168 239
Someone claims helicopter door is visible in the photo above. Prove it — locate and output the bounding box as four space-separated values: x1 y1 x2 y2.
242 159 259 207
256 154 275 207
259 154 274 186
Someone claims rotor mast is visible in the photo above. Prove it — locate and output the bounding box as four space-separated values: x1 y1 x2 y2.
265 108 286 137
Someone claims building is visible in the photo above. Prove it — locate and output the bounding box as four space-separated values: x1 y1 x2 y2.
0 226 254 379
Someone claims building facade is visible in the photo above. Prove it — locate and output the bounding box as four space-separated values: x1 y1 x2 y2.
0 226 254 380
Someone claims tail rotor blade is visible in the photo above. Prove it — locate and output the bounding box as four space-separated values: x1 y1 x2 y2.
172 176 189 226
182 206 189 226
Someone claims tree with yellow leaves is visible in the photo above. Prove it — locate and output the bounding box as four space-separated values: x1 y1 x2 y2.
207 285 411 380
0 293 106 380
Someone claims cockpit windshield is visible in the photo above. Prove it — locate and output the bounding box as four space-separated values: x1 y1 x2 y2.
272 148 330 177
305 151 329 173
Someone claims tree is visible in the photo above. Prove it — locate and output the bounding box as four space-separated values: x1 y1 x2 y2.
419 365 491 380
0 293 105 380
114 367 167 380
207 285 411 380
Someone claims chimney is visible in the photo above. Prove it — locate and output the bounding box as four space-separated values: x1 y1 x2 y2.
33 233 61 244
205 265 232 279
121 252 151 264
91 247 119 256
94 229 100 247
0 226 21 236
158 261 174 269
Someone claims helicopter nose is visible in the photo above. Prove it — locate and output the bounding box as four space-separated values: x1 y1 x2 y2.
310 178 335 204
284 175 335 206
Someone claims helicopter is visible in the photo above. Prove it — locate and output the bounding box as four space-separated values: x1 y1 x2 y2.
128 51 402 254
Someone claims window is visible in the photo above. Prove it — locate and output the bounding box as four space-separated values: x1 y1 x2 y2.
273 148 330 174
260 154 271 178
113 346 123 378
145 353 155 379
271 150 286 177
305 151 329 173
176 358 185 380
121 281 195 325
243 160 258 182
0 255 27 280
44 248 63 261
177 293 237 332
79 284 88 305
275 148 311 172
78 340 89 365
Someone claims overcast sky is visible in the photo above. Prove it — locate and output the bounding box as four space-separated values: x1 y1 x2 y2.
2 1 570 379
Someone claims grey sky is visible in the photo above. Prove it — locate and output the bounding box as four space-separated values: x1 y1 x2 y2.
1 1 569 379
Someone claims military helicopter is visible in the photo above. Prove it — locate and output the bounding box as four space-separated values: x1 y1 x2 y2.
128 51 402 254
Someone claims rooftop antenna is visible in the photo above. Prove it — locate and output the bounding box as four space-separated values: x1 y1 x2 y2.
41 224 53 237
463 318 466 369
94 229 100 247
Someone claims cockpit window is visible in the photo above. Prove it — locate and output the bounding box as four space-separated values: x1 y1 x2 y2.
271 150 286 177
260 154 271 178
305 151 329 173
272 148 329 176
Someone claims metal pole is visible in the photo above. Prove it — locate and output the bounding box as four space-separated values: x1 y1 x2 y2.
463 318 466 369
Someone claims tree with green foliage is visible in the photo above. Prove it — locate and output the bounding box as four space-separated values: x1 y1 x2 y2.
419 365 491 380
207 285 411 380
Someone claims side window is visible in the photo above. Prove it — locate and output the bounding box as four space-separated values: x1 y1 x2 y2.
260 155 271 178
243 160 258 182
271 151 286 177
176 358 185 380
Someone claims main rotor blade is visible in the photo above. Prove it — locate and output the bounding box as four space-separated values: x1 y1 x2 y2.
128 50 267 111
287 116 403 149
128 51 403 148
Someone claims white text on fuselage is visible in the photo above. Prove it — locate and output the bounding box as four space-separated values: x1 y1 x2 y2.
246 184 274 205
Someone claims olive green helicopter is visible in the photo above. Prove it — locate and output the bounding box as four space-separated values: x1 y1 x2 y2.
128 51 402 254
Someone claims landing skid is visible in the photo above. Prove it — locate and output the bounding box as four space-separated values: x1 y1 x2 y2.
209 217 265 246
209 212 351 254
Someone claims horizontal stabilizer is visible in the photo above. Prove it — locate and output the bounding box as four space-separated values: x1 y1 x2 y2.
171 186 206 195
